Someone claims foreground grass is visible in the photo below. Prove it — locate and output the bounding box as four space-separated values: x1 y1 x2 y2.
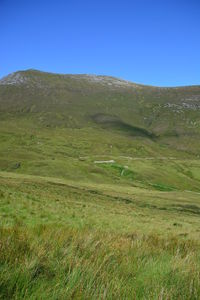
0 172 200 299
1 224 200 299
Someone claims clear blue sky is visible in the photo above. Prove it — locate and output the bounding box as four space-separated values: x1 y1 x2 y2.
0 0 199 86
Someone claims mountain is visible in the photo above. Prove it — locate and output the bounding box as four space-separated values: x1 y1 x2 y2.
1 69 200 138
0 69 200 191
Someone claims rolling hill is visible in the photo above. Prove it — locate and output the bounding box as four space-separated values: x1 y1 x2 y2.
0 69 200 191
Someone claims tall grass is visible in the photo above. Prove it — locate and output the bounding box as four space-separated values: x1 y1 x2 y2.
1 224 200 299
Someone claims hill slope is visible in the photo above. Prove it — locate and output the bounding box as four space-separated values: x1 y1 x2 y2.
1 69 200 136
0 69 200 191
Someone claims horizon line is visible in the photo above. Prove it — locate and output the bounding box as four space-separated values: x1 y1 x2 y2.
0 68 199 89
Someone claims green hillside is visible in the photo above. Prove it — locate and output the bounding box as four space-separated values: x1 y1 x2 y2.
0 69 200 191
0 70 200 299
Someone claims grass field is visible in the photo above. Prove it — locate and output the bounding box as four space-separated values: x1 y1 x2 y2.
1 171 200 299
1 70 200 299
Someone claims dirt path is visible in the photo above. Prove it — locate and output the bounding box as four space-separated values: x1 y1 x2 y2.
79 155 177 161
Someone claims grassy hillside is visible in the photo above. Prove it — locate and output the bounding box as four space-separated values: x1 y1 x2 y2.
1 70 200 141
0 70 200 298
1 172 200 299
0 69 200 190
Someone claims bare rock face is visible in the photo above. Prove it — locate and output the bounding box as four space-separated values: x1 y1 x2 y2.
78 74 138 87
62 74 141 88
0 72 27 85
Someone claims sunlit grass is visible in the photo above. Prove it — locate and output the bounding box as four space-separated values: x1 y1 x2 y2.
1 224 200 299
0 172 200 298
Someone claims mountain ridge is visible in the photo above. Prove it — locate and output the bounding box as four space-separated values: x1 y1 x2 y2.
0 69 199 89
